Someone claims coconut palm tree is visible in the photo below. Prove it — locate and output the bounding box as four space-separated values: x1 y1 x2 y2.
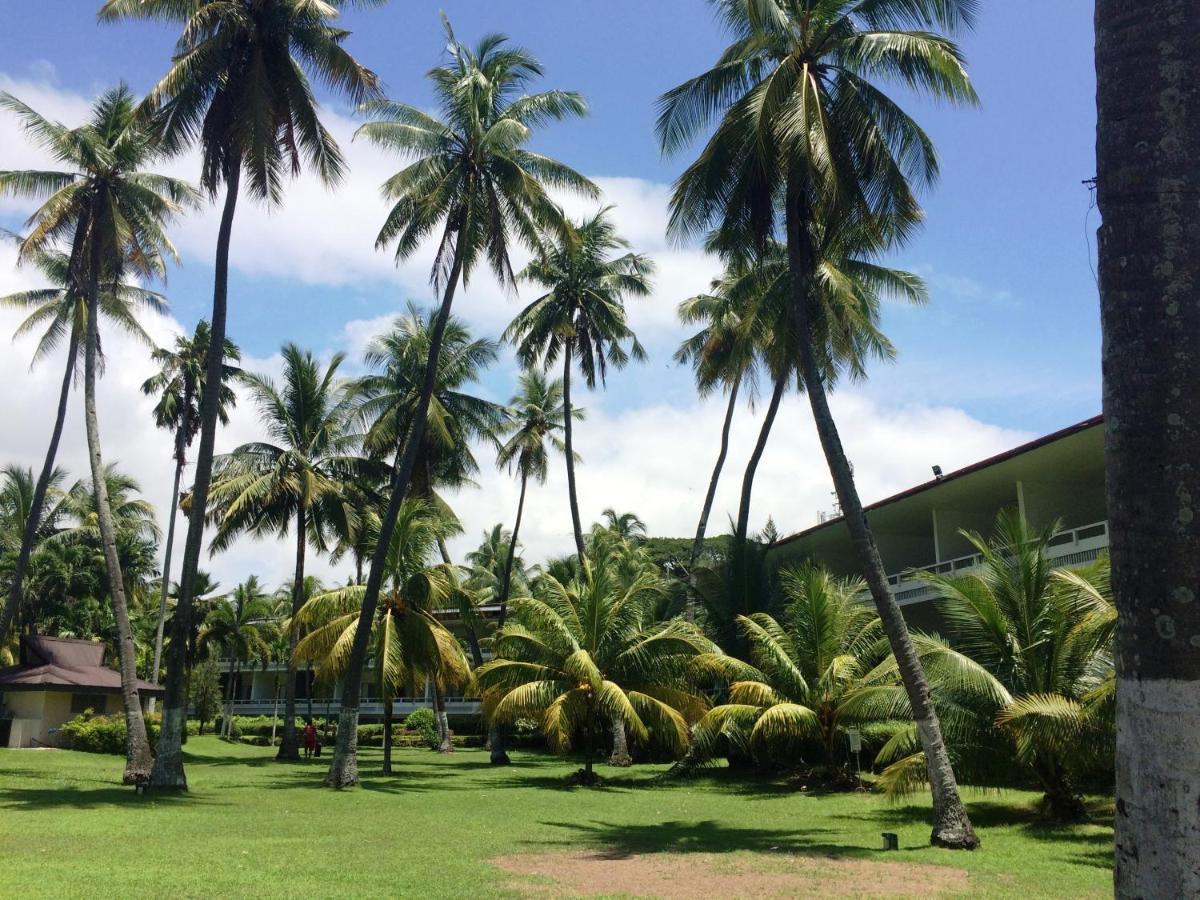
871 512 1115 820
141 321 241 692
505 208 654 563
0 242 168 649
0 85 193 783
0 463 69 644
292 501 470 775
199 575 273 738
659 0 980 848
475 551 714 781
207 344 365 761
99 0 382 791
1095 3 1200 892
328 18 595 788
493 370 573 630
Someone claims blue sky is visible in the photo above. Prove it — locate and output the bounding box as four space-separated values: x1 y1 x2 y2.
0 1 1102 582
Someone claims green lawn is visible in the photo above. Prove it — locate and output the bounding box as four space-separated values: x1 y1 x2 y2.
0 737 1111 898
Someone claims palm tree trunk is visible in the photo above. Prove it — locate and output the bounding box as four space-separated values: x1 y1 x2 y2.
278 507 306 761
148 455 183 712
734 375 786 543
382 694 394 775
1096 3 1200 892
82 238 153 785
497 472 527 631
0 339 77 648
608 714 632 767
433 683 453 753
306 664 314 722
271 675 280 746
327 232 468 789
152 166 241 790
691 380 740 571
784 194 975 849
562 343 586 563
222 653 236 738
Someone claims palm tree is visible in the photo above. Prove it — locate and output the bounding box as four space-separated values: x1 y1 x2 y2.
659 0 979 849
99 0 382 792
0 216 168 657
274 575 325 723
505 208 654 563
328 17 595 788
0 86 193 784
207 344 364 761
292 501 470 775
493 370 573 630
675 262 761 565
1095 3 1200 892
873 513 1115 820
141 321 241 693
0 464 69 640
199 575 273 738
475 552 714 782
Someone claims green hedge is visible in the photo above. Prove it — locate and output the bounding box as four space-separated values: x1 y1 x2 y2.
59 711 196 755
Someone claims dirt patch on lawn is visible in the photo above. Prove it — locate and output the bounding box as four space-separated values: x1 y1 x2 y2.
494 848 969 898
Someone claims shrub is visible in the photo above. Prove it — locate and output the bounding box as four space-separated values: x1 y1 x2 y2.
403 708 439 750
59 711 195 755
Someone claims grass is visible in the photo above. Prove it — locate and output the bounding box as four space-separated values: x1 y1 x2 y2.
0 737 1111 898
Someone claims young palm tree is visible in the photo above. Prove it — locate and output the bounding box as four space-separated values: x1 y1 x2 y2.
505 208 654 563
0 86 192 784
475 552 714 782
207 344 365 761
494 370 573 629
659 0 979 848
199 575 273 738
99 0 382 791
291 501 469 775
1095 3 1200 891
328 18 595 788
0 241 167 650
0 463 69 647
141 321 241 693
872 513 1115 820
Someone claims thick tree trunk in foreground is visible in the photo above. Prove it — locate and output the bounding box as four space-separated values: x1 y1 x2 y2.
149 456 184 711
278 508 307 761
83 252 153 785
691 379 740 568
1096 3 1200 893
152 167 241 790
0 339 77 648
327 237 466 788
608 713 632 767
734 375 785 543
785 191 976 849
562 344 586 564
433 684 453 753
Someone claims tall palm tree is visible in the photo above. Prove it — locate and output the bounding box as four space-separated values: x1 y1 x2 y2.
493 370 573 629
0 85 193 784
505 208 654 563
292 501 469 775
0 238 166 652
1095 3 1200 892
659 0 979 849
0 464 68 645
675 264 761 567
474 552 715 782
199 575 273 738
99 0 382 791
328 17 595 788
141 321 241 693
207 344 364 761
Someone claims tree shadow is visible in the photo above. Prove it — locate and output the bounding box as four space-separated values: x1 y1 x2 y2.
0 780 217 811
533 818 859 858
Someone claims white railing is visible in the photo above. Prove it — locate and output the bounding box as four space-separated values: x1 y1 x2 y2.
228 697 481 717
874 521 1109 607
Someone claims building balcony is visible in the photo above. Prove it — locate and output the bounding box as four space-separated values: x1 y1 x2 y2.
877 520 1109 607
228 696 481 719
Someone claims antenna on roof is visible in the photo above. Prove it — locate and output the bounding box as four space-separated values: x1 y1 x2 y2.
932 465 944 480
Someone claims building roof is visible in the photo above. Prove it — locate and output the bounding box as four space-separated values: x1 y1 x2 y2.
0 635 163 695
771 414 1104 550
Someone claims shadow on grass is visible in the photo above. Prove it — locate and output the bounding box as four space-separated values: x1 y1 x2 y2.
0 779 213 811
533 818 859 859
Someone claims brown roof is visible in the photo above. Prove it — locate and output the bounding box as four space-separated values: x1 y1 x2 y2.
771 414 1104 550
0 635 163 695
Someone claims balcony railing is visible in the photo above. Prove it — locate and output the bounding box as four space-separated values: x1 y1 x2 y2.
229 696 481 718
876 520 1109 607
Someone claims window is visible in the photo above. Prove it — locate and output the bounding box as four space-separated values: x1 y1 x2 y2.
70 694 96 716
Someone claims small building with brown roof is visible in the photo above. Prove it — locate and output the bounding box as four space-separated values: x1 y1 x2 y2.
0 636 163 748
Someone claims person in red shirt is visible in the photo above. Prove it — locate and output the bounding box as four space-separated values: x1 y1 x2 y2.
303 720 317 760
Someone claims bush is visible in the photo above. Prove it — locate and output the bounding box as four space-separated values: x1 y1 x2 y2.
59 711 195 755
403 708 439 750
